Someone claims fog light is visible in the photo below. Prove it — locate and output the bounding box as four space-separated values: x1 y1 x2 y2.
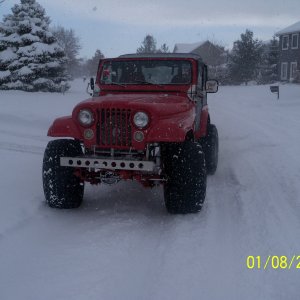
84 129 94 140
134 131 144 142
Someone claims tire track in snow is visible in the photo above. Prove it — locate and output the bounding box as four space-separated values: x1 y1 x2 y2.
0 129 49 142
0 142 44 155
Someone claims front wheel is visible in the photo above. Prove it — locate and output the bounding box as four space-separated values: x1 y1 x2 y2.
162 141 207 214
42 139 84 208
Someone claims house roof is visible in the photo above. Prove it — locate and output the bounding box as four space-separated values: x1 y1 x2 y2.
173 42 205 53
276 21 300 36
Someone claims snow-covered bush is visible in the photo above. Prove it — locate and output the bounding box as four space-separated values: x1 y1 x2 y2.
0 0 70 92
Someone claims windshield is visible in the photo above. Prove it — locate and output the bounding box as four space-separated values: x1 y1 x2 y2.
100 60 192 85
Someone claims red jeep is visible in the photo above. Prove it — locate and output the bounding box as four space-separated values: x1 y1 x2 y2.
43 53 219 214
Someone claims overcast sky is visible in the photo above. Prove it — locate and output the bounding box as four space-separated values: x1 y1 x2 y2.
1 0 299 58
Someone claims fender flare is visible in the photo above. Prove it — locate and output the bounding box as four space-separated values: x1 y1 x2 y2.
47 116 82 139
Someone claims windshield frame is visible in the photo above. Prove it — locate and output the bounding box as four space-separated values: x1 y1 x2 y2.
97 58 196 89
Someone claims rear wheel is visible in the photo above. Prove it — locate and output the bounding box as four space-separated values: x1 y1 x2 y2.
42 139 84 208
162 141 207 214
201 124 218 175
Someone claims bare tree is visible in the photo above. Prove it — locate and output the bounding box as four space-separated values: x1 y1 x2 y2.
52 26 81 78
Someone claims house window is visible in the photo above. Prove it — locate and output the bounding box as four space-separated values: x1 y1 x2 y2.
281 62 288 80
282 35 289 50
291 34 299 49
290 62 297 80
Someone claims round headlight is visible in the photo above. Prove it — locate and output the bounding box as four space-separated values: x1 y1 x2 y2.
78 109 94 126
133 112 149 128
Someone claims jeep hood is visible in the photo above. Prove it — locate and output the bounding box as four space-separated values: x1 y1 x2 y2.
76 93 192 117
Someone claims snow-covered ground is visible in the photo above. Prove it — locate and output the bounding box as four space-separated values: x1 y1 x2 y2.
0 80 299 300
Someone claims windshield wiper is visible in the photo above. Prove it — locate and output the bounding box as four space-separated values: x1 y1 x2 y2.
101 81 127 87
132 80 164 87
109 81 127 87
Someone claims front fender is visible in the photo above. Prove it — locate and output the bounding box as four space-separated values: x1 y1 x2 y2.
147 112 195 142
47 116 82 139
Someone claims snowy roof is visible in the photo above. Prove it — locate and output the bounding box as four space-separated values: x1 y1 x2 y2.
275 21 300 35
173 42 205 53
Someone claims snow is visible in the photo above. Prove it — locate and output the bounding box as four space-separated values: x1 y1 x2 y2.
33 77 50 84
45 61 60 68
0 48 18 62
0 70 11 79
0 80 300 299
2 80 33 90
21 33 40 43
0 33 22 44
17 65 33 76
276 20 300 35
17 41 62 57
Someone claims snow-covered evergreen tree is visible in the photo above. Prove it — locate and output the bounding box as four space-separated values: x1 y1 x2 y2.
228 29 263 85
257 37 279 84
266 37 279 82
0 0 69 92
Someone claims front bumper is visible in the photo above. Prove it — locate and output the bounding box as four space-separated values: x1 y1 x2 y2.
60 156 156 172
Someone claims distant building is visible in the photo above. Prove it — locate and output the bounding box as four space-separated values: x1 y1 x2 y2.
173 41 228 82
276 21 300 82
173 40 227 66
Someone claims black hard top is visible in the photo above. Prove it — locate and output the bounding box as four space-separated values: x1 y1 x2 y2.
117 53 203 62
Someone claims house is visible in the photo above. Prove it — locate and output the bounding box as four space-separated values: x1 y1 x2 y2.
275 21 300 82
173 40 227 66
173 40 228 81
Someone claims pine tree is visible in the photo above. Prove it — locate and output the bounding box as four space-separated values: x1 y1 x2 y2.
86 49 104 76
266 36 279 82
157 43 170 53
228 29 263 85
0 0 69 92
257 37 279 84
137 35 157 53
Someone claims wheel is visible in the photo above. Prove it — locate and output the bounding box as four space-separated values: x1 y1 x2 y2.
201 124 218 175
42 139 84 208
162 141 207 214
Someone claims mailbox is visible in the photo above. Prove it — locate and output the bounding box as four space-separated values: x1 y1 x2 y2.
270 85 279 99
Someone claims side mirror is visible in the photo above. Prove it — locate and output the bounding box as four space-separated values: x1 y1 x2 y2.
205 80 218 93
90 77 95 90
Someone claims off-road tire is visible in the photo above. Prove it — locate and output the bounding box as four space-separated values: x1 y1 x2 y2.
201 124 218 175
163 141 207 214
43 139 84 208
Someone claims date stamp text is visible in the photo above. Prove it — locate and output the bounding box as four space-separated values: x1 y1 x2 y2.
246 255 300 270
